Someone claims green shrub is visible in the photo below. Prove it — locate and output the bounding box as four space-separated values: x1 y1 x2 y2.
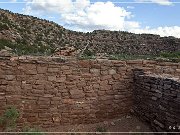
108 54 156 60
77 55 96 60
0 39 13 50
0 39 55 56
21 126 44 135
0 106 19 131
160 52 180 58
96 126 107 132
83 49 95 57
0 23 9 30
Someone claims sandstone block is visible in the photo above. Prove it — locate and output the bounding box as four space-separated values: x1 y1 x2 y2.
99 80 108 86
31 89 44 95
5 75 15 81
50 101 60 105
90 68 100 75
61 92 69 97
38 113 51 118
100 70 108 75
126 60 143 64
112 83 122 90
52 116 60 123
97 91 106 96
0 86 6 91
105 90 114 95
27 117 38 122
78 60 90 68
84 85 94 92
26 69 37 75
38 100 50 105
48 67 59 73
22 84 32 90
19 64 36 70
93 84 100 89
176 69 180 73
62 99 74 104
114 95 125 100
112 74 121 80
91 64 101 69
163 84 171 90
154 120 164 128
111 60 126 66
32 85 44 90
70 89 85 99
77 81 86 87
61 66 70 70
44 94 54 98
37 66 47 74
100 75 112 81
85 92 97 97
109 69 116 75
45 84 54 90
100 85 111 91
66 75 80 81
48 76 56 81
57 75 66 82
63 69 72 75
99 95 114 101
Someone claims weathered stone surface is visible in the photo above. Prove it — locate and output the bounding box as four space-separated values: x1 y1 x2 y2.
48 67 59 73
48 76 56 81
78 60 90 68
37 66 47 74
56 75 66 82
90 68 100 75
69 89 85 99
133 70 180 132
0 56 180 131
5 75 15 81
100 75 112 81
109 69 116 75
61 66 70 70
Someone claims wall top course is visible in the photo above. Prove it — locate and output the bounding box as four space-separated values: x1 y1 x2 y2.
0 56 179 67
133 69 180 83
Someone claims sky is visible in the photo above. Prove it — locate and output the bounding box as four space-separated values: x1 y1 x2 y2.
0 0 180 38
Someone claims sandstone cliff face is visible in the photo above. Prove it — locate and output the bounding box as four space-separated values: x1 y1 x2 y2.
0 8 180 56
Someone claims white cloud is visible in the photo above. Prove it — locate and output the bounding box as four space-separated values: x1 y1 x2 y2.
64 1 134 31
10 0 17 2
125 21 140 29
24 0 75 14
130 26 180 38
127 6 135 9
22 0 180 38
136 0 173 6
22 6 32 15
23 0 139 31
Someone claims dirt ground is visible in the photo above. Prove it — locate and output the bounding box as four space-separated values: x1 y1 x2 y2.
46 115 153 134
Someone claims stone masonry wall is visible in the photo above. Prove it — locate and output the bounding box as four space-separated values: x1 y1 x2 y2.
0 56 180 130
133 69 180 132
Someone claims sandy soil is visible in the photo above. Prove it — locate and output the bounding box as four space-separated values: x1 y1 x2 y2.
46 115 153 135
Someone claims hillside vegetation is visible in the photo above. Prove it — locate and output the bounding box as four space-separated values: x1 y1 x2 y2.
0 8 180 59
